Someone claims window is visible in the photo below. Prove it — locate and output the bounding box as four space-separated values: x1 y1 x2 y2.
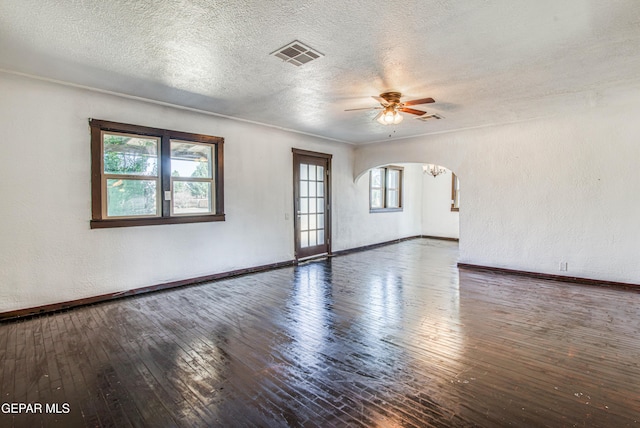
370 166 403 211
451 173 460 212
90 119 224 228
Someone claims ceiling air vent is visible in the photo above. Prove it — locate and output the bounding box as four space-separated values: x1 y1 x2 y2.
271 40 323 66
416 113 444 121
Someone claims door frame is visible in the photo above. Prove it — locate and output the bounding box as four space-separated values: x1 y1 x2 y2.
292 148 332 260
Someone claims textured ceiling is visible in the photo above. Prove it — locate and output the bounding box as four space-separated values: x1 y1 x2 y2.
1 0 640 144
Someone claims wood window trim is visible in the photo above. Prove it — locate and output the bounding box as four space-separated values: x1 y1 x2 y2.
291 148 333 159
451 173 460 212
370 166 404 213
90 119 225 229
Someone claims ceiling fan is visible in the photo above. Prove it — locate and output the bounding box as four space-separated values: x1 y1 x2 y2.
345 91 438 125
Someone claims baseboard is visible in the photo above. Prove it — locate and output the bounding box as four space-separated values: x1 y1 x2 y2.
0 259 296 322
331 235 423 257
421 235 459 242
1 235 460 322
457 263 640 291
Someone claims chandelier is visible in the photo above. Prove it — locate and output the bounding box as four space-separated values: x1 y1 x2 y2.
423 164 446 178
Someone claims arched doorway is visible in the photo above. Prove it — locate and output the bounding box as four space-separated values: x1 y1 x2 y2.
356 162 459 241
421 164 459 240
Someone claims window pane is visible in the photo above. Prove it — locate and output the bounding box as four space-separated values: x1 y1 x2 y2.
309 180 316 197
300 214 308 231
106 179 157 217
301 231 309 248
371 168 382 187
103 133 158 176
300 181 308 197
309 230 317 247
172 180 212 214
300 198 308 214
317 198 324 213
371 189 383 209
308 165 316 182
318 229 324 245
317 213 324 229
170 141 212 178
300 164 308 180
388 169 399 189
309 214 317 230
317 181 324 197
317 166 324 181
388 190 399 208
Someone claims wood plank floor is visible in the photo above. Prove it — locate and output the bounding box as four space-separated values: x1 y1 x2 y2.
1 238 640 427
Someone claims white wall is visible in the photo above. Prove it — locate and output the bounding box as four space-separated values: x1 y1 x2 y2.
0 72 423 312
6 71 637 313
338 164 423 249
421 169 460 239
355 85 640 284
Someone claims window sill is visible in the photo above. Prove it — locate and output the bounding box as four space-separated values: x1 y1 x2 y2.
91 214 225 229
370 208 403 213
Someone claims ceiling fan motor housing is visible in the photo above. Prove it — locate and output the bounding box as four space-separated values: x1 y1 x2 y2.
380 91 402 105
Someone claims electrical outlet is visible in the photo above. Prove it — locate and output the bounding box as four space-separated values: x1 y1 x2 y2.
559 261 568 271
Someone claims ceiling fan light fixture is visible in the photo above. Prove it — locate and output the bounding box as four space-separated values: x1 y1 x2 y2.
347 92 435 126
377 107 403 125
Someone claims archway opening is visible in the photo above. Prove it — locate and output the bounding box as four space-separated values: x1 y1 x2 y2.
420 163 459 240
356 162 459 241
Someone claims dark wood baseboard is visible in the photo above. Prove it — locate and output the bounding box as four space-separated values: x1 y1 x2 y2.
421 235 459 242
331 235 423 257
458 263 640 291
0 259 296 322
1 236 460 322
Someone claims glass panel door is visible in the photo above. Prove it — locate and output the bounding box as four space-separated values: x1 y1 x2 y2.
293 150 331 259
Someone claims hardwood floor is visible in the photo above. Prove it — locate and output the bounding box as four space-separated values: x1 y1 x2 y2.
1 238 639 427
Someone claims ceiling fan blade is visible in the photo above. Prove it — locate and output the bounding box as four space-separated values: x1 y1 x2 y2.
372 96 390 106
373 111 383 122
345 107 383 111
403 97 435 106
400 107 427 116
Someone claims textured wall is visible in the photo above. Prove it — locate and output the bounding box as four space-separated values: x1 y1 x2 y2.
0 73 423 312
355 85 640 283
3 71 638 313
422 170 460 239
337 164 423 250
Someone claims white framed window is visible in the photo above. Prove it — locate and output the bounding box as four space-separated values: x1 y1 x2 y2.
370 166 403 212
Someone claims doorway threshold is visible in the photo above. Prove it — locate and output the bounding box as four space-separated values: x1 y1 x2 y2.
296 253 329 264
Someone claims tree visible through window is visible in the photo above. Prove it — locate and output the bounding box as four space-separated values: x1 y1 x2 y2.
103 133 160 217
90 119 224 228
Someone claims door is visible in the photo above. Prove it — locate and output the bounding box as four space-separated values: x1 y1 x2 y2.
292 149 332 260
